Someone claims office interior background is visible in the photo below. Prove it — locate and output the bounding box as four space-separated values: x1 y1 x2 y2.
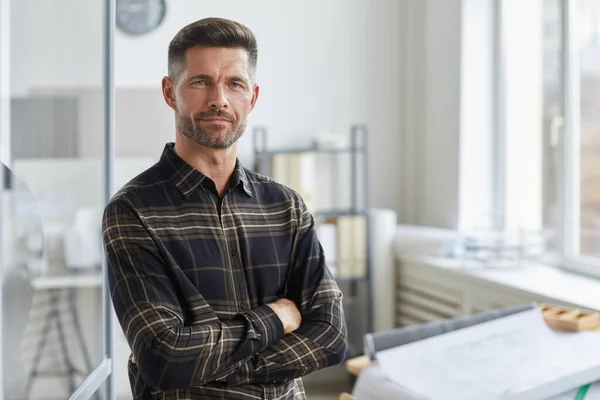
1 0 600 399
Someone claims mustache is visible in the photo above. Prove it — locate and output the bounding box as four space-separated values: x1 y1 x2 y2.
194 110 235 122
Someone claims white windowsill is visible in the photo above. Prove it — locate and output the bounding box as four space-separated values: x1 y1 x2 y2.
401 255 600 312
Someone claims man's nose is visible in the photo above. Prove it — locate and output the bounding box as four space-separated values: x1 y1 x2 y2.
208 85 228 109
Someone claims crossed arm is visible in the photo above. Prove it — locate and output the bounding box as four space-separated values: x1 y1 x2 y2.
223 223 348 385
103 198 347 391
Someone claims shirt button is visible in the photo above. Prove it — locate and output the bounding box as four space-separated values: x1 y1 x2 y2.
230 249 238 257
267 396 273 400
240 301 248 310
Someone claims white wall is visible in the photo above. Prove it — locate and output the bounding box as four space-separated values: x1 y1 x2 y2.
421 0 462 229
10 0 104 95
114 0 405 212
399 0 463 228
399 0 501 232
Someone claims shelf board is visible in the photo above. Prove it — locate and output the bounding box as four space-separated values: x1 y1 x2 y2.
334 276 368 284
255 147 364 156
315 209 368 218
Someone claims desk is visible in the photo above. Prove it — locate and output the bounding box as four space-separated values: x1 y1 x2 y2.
341 303 600 400
25 272 102 399
345 355 374 377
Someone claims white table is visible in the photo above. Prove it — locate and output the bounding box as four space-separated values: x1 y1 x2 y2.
26 271 103 398
32 273 102 290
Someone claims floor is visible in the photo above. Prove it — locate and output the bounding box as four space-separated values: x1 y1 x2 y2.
302 364 354 400
114 365 354 400
116 383 352 400
304 381 353 400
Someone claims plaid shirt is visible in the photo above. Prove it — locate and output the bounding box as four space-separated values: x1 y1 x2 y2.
102 143 347 400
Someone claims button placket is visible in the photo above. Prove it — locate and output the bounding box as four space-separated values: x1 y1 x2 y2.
222 192 253 318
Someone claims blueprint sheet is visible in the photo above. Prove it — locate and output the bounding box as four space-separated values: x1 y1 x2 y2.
376 308 600 400
551 382 600 399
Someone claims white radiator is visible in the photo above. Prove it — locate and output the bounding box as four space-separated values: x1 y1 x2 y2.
396 276 462 326
395 258 547 328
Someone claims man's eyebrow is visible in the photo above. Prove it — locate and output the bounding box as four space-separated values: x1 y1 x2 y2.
187 74 213 82
228 75 249 83
187 74 249 84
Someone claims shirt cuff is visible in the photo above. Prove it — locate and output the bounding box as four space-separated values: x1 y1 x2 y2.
243 304 285 350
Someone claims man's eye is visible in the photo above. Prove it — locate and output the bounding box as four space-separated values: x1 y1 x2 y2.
193 80 207 85
230 82 241 88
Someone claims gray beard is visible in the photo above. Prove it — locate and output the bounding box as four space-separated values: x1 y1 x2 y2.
177 113 246 149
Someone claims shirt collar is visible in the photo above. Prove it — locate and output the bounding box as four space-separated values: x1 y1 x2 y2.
159 143 253 198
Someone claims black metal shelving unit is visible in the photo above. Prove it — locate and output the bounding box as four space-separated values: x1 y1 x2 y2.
252 124 372 358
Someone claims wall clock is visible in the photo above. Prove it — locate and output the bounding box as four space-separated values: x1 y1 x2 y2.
116 0 167 36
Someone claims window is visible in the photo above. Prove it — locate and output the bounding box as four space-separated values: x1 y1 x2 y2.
500 0 562 257
501 0 600 275
577 0 600 259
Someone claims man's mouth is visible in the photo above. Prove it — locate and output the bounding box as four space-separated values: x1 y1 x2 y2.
200 117 231 123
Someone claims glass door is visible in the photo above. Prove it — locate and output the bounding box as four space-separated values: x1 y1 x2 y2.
0 0 114 399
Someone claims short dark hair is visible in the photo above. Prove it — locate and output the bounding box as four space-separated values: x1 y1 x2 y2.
168 18 258 83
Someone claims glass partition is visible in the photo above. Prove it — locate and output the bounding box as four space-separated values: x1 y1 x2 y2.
0 0 114 399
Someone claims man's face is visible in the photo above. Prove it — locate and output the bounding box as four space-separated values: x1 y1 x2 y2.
165 46 258 149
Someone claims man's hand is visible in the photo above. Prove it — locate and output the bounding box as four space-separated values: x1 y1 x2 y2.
266 298 302 334
130 299 301 364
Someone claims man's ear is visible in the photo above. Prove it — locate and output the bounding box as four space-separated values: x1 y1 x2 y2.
162 76 177 111
249 83 260 112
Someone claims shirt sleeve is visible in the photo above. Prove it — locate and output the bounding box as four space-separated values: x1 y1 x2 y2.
102 199 285 391
225 197 348 385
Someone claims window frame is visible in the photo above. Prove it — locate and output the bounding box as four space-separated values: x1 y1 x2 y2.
496 0 600 278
